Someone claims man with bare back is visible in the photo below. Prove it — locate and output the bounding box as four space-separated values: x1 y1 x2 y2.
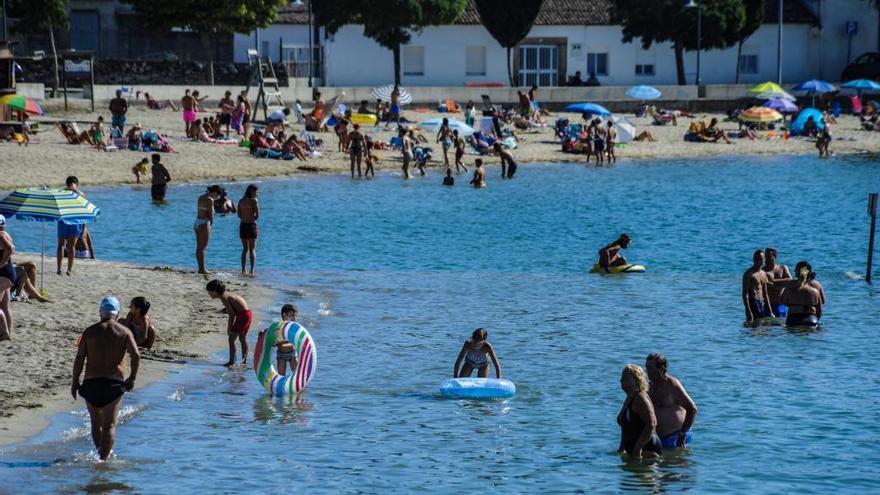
71 296 139 461
742 249 775 325
646 353 697 449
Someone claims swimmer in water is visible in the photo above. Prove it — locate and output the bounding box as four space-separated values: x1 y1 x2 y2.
646 353 697 449
779 261 823 327
453 328 501 379
762 247 791 317
598 234 631 268
275 304 299 375
469 158 487 188
742 249 775 325
617 364 662 459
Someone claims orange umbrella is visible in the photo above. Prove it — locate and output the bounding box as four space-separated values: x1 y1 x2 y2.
739 106 783 123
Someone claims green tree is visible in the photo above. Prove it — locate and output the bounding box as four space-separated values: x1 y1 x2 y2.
734 0 764 83
8 0 69 96
123 0 287 65
315 0 466 85
612 0 746 85
474 0 543 86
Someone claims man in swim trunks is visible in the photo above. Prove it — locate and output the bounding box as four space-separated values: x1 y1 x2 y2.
207 279 252 367
493 142 517 179
390 84 401 127
762 247 791 317
181 89 195 136
71 296 139 461
150 154 171 203
109 90 128 134
646 353 697 449
742 249 775 325
218 90 235 137
598 234 631 268
469 158 487 188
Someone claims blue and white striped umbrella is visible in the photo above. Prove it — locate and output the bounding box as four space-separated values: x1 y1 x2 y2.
0 187 100 290
370 85 413 105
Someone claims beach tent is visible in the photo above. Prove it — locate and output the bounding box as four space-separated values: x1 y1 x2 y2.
564 102 611 116
748 81 785 94
625 86 661 101
419 118 475 136
0 187 100 292
790 108 825 134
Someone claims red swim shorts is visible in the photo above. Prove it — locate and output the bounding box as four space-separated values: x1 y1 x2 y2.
231 309 253 335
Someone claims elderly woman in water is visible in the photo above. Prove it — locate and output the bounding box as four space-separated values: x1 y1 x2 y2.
617 364 662 459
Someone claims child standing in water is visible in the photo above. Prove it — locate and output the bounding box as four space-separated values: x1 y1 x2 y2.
276 304 299 375
453 328 502 379
206 279 252 367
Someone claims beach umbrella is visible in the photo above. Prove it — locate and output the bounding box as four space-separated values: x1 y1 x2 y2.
565 102 611 116
739 106 783 123
841 79 880 91
754 90 796 101
748 81 786 94
418 118 475 136
370 85 413 105
0 187 100 292
625 85 662 101
792 79 837 94
791 108 825 135
0 94 44 115
762 98 798 114
611 116 636 143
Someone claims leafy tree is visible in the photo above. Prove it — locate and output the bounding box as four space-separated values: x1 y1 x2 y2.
734 0 764 83
123 0 288 63
612 0 746 85
474 0 543 86
8 0 68 95
315 0 466 85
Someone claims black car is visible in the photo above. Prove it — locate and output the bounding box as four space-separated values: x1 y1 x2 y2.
842 52 880 81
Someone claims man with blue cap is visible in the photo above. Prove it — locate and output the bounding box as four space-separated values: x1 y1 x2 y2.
71 295 140 460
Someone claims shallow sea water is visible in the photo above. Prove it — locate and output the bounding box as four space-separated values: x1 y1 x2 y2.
1 155 880 493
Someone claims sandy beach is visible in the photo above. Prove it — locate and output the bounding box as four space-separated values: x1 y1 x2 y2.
0 254 275 445
1 97 877 190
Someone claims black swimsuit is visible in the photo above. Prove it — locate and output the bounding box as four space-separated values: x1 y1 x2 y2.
0 243 14 285
617 397 663 455
78 377 127 408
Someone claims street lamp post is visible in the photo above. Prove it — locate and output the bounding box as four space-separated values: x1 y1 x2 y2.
686 0 701 86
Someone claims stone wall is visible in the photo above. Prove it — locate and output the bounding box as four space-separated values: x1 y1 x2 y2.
16 59 288 87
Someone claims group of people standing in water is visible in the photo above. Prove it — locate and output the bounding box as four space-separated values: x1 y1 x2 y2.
194 184 261 276
743 247 825 327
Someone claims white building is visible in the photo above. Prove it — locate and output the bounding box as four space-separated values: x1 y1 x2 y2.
234 0 880 86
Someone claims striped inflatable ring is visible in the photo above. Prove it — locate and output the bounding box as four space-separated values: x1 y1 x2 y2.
253 321 317 396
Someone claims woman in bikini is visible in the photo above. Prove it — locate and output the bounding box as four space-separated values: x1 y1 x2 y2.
436 118 454 170
120 296 156 349
453 328 502 379
195 185 222 274
237 185 260 277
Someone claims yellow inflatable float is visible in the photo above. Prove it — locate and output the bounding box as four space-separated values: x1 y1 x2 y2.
350 113 378 125
589 263 646 274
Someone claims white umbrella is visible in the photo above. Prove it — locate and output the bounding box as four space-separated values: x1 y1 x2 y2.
754 90 796 101
611 116 636 143
419 118 475 136
370 85 413 105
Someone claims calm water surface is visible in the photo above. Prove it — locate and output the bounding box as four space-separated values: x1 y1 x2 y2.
1 155 879 493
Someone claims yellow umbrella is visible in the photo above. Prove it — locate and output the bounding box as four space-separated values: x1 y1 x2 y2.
748 81 786 94
739 106 783 123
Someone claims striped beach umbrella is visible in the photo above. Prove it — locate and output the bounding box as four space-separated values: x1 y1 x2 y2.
0 187 100 290
0 94 44 115
739 106 784 123
370 85 413 105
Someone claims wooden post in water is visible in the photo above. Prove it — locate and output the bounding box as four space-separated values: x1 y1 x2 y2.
868 192 878 283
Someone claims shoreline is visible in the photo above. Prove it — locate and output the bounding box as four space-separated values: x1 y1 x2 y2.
1 102 877 191
0 254 279 447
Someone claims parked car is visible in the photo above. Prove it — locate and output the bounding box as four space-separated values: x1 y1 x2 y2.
841 52 880 81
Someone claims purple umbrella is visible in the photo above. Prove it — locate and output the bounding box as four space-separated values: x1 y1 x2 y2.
762 98 798 114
